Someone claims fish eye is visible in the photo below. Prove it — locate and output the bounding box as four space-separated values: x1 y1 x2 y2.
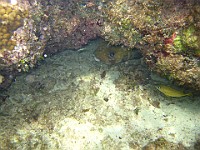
156 86 160 89
108 51 115 58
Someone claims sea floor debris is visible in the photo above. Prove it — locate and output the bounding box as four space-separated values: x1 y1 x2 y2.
0 39 200 149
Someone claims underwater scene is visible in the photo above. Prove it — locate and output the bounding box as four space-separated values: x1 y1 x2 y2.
0 0 200 149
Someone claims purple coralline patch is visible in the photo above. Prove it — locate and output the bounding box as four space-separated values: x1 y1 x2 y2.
45 18 101 54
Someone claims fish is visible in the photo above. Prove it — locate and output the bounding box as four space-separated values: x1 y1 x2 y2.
94 41 132 65
156 85 192 98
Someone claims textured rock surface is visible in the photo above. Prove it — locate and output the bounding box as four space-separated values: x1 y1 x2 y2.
0 40 199 149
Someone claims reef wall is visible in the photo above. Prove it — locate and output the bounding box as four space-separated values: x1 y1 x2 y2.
0 0 200 92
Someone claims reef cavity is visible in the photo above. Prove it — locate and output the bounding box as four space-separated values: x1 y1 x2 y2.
94 40 142 65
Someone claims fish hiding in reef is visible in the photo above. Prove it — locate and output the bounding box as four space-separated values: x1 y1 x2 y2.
94 41 142 65
156 85 192 97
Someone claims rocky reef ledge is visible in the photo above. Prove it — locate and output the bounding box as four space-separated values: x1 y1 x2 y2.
0 0 200 92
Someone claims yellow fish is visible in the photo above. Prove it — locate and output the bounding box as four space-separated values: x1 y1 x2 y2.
156 85 192 97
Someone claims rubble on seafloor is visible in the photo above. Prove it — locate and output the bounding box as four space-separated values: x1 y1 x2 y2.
0 2 199 149
0 40 200 149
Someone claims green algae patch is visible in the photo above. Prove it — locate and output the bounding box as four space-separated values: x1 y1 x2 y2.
173 25 200 57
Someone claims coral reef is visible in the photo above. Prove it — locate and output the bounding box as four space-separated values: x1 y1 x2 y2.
0 2 28 62
138 1 200 92
0 0 102 87
98 0 200 91
46 17 101 52
100 0 144 48
0 0 199 92
173 25 200 57
40 0 102 53
0 1 48 71
0 0 102 73
0 4 19 53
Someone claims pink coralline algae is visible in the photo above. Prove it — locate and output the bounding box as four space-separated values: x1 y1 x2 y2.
164 33 177 45
69 19 101 49
45 17 102 54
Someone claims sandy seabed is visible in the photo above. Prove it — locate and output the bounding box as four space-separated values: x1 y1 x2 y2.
0 39 200 150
